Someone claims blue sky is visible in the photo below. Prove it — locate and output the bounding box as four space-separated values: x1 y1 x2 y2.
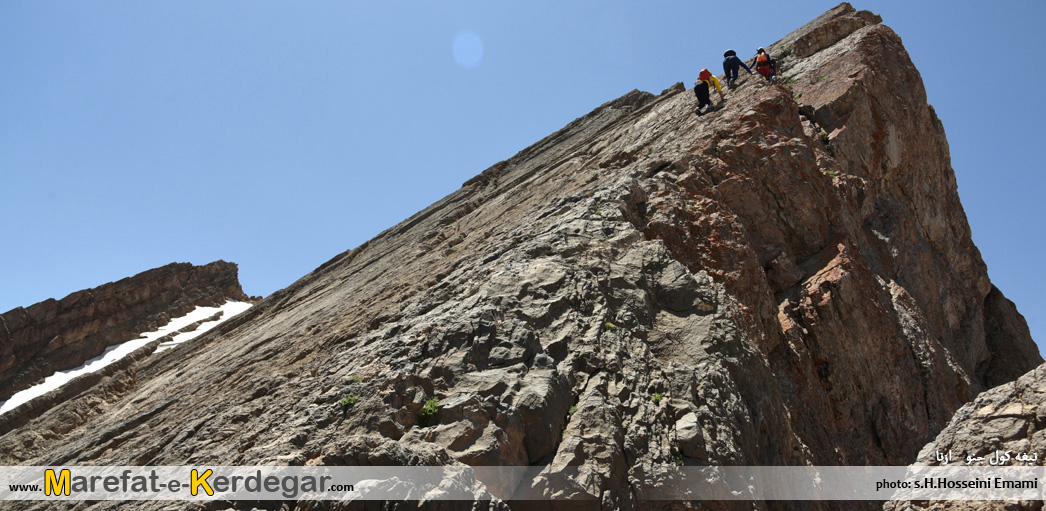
2 1 1043 352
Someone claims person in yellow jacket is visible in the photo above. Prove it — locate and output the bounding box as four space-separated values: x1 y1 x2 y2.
694 68 725 116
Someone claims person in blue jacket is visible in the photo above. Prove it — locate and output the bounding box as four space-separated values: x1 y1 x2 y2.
722 49 752 87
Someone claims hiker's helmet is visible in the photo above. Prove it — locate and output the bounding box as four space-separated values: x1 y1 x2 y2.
724 49 736 58
757 47 765 54
699 68 712 80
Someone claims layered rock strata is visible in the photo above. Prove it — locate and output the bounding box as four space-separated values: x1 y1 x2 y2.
0 3 1039 510
0 260 249 401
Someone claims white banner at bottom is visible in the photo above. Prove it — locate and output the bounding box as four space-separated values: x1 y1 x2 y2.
0 465 1042 501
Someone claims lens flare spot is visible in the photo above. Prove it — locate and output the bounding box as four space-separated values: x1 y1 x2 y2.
452 30 484 70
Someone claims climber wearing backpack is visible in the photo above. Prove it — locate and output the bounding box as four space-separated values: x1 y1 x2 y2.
693 68 725 116
753 47 777 81
722 49 753 87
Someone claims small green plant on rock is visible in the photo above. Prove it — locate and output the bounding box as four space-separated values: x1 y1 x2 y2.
418 398 441 426
568 405 578 417
339 394 359 410
652 393 663 404
675 455 684 466
604 322 617 331
351 375 363 383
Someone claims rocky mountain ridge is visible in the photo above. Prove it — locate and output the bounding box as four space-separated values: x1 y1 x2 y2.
0 3 1040 510
0 260 249 405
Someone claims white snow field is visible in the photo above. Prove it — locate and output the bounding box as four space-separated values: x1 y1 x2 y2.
0 300 252 415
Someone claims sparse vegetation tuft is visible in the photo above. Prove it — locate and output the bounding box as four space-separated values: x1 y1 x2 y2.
604 322 617 331
418 398 441 426
652 393 663 404
339 394 359 410
568 405 578 417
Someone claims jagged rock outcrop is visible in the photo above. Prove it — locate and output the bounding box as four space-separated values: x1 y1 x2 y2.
884 363 1046 511
0 260 249 402
0 4 1039 510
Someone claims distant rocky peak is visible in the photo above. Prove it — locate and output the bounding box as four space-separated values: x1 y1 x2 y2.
0 260 251 404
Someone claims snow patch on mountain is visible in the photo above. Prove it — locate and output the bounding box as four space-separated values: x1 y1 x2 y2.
0 300 251 415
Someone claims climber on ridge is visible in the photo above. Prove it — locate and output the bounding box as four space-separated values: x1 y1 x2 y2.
753 47 777 81
722 49 752 87
693 68 725 116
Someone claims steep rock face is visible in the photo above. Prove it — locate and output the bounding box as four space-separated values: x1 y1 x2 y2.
0 3 1039 510
0 260 249 402
640 3 1041 465
884 363 1046 511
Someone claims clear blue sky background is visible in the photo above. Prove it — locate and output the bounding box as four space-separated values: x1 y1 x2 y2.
2 2 1043 352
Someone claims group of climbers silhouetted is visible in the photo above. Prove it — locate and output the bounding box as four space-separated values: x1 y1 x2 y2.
694 47 778 116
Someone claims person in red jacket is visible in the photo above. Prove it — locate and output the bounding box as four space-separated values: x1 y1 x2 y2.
694 68 725 116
